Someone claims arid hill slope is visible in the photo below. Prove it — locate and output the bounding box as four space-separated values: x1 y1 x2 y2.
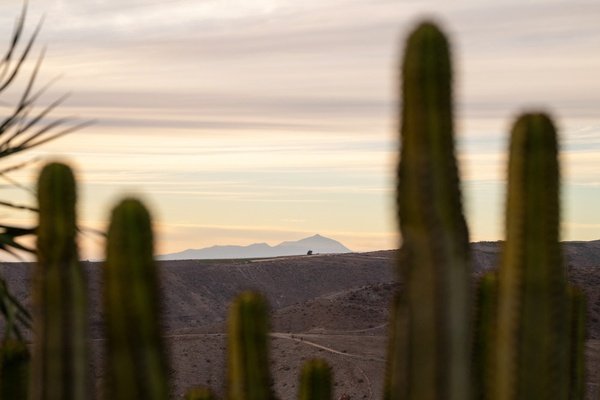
0 241 598 398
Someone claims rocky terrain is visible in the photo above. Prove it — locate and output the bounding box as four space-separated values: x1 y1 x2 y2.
0 241 598 398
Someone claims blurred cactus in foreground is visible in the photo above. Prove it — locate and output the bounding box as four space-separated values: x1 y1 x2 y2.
227 291 273 400
566 285 586 400
473 272 497 399
186 386 217 400
31 162 89 400
494 113 568 400
0 340 29 399
390 20 472 400
384 294 407 400
298 358 332 400
104 198 169 400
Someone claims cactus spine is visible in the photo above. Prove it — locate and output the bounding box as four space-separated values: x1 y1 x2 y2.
494 113 566 400
185 386 217 400
227 291 273 400
392 21 471 399
298 359 332 400
31 162 89 400
104 198 169 400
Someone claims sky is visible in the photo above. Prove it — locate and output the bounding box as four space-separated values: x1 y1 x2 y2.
0 0 598 259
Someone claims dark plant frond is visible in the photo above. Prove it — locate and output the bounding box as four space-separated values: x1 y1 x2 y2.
78 226 107 255
0 47 47 140
0 157 41 175
19 119 93 151
0 1 89 343
0 13 43 94
0 277 31 341
0 200 37 213
0 59 67 145
0 1 27 82
0 224 35 255
0 2 91 165
9 93 70 145
2 73 66 137
8 115 69 149
79 226 107 239
0 119 93 159
10 45 45 116
0 173 36 196
0 158 41 198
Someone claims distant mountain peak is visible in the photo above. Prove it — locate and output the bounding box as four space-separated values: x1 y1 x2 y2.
158 234 351 261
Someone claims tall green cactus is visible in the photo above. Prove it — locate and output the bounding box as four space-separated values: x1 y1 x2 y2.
384 294 407 400
31 162 89 400
298 359 332 400
227 291 273 400
0 340 30 399
473 272 498 400
494 113 567 400
566 285 586 400
104 198 169 400
391 20 471 399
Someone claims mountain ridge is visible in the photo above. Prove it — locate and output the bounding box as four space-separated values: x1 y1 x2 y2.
157 234 352 260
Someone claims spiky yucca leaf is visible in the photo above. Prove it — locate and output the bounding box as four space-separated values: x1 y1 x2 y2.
0 1 90 344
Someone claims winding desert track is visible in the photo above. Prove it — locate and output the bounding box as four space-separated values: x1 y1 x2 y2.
134 330 386 364
270 332 385 363
303 322 388 335
270 332 382 399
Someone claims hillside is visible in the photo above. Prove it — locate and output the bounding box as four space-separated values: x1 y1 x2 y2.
0 241 598 398
472 239 600 269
